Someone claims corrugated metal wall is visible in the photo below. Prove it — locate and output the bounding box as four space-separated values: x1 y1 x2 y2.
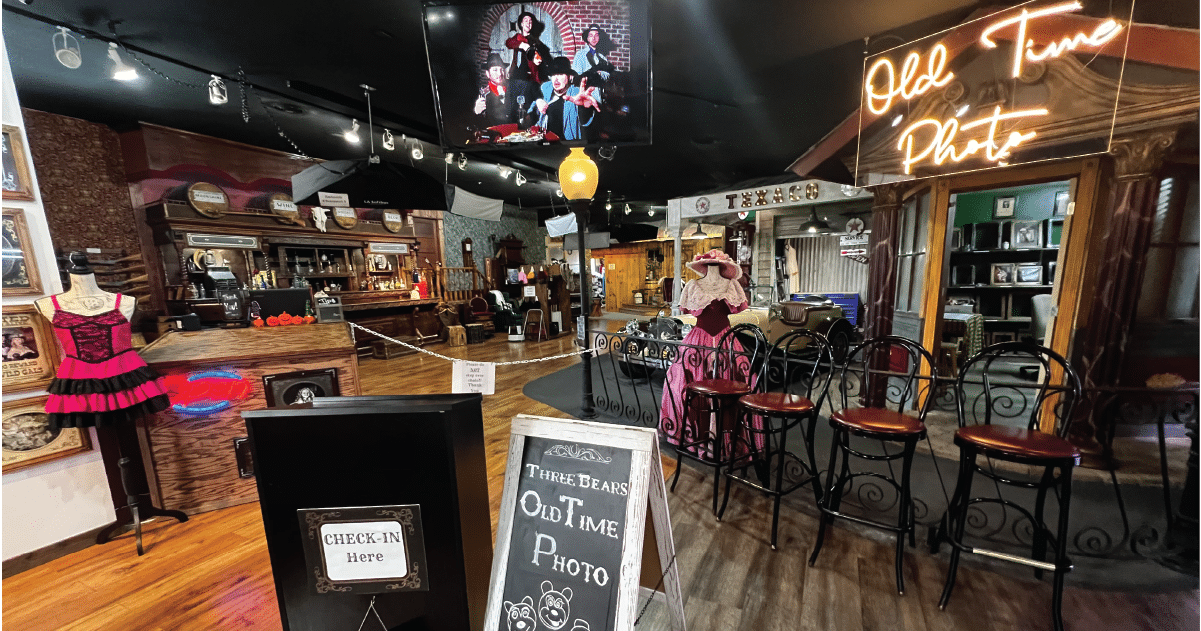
784 236 869 297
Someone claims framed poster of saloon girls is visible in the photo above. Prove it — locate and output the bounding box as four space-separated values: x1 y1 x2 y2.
2 304 59 394
2 395 92 473
2 208 43 296
2 125 35 202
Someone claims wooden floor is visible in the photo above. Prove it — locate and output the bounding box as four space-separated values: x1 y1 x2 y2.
4 329 1197 631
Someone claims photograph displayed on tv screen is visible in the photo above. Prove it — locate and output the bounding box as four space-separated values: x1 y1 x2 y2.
422 0 651 150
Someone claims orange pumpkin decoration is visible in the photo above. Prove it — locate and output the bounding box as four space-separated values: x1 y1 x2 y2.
252 318 265 327
303 315 316 324
290 317 303 325
279 312 293 325
266 316 280 327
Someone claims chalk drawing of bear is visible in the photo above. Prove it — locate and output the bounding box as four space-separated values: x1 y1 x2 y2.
537 580 573 630
570 619 590 631
504 595 537 631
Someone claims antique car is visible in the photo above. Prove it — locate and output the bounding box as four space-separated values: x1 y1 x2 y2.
614 315 691 378
764 295 856 364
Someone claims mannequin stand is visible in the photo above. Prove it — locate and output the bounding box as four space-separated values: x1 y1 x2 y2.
94 422 187 556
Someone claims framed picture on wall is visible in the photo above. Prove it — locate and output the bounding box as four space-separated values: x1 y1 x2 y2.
2 125 35 202
2 305 59 394
2 396 92 473
263 368 340 407
1053 191 1070 216
1015 263 1044 286
1011 220 1043 249
994 196 1017 218
2 208 43 296
991 263 1015 285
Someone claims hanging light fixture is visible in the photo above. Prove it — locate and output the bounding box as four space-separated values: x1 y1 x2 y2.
343 119 361 144
624 203 631 215
604 191 612 211
458 154 468 170
692 222 706 238
497 165 513 179
381 129 395 150
52 27 82 69
800 208 833 234
207 75 228 105
410 138 424 160
107 42 138 81
514 171 527 186
445 152 455 164
557 148 598 201
647 207 655 217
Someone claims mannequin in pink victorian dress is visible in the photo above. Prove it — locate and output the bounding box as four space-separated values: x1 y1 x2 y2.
660 249 764 457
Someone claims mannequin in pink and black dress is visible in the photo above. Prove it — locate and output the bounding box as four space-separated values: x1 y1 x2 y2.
660 249 764 453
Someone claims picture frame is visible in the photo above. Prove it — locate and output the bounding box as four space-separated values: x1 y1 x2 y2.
972 222 999 251
990 262 1015 285
2 125 35 201
2 304 59 394
989 330 1017 345
951 264 975 287
1015 263 1044 286
262 367 340 407
1047 260 1057 283
2 395 92 473
1045 218 1064 248
506 267 520 284
1011 220 1043 249
2 208 43 295
1053 191 1070 216
950 227 963 251
994 196 1017 218
297 504 429 595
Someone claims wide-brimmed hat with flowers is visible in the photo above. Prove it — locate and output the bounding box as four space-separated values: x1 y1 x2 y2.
686 249 741 280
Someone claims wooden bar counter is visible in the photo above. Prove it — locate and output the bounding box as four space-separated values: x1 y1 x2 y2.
136 323 361 515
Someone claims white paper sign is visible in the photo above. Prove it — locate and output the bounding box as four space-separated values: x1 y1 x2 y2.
271 199 297 212
334 207 356 218
522 285 537 298
383 211 402 223
319 521 409 582
191 189 226 204
452 361 495 395
318 192 350 206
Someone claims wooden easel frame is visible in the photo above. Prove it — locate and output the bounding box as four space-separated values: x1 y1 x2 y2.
485 415 685 631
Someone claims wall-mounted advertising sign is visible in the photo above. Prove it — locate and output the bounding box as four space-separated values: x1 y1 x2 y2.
854 0 1133 186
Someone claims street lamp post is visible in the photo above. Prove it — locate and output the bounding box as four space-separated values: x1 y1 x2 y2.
559 148 599 419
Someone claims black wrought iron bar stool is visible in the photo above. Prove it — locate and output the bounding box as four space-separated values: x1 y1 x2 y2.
717 330 834 549
669 323 770 514
809 335 937 595
933 342 1081 631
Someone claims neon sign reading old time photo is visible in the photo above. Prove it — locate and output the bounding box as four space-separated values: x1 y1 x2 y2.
862 1 1126 176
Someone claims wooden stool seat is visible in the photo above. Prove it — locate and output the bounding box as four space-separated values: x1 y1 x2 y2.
954 425 1080 462
687 378 752 397
739 392 814 415
831 407 926 436
447 325 466 347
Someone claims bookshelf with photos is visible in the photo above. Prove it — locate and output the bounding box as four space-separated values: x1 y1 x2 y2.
945 185 1068 343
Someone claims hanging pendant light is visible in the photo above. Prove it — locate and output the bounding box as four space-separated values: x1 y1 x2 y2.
514 171 527 186
445 152 455 165
207 75 228 105
343 119 361 144
381 129 395 150
692 222 706 238
107 42 138 81
800 208 833 234
52 27 82 69
457 154 468 170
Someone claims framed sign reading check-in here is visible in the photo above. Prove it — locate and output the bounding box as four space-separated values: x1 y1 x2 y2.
485 416 685 631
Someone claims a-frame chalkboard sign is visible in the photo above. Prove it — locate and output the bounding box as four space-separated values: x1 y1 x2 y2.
485 415 685 631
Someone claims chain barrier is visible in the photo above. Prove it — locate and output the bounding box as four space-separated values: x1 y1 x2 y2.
349 322 598 366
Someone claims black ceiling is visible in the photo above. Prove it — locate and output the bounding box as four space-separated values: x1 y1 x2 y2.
3 0 1197 218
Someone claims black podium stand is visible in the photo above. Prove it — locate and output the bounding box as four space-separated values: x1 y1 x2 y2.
243 394 492 631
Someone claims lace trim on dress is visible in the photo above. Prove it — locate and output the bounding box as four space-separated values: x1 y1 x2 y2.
677 275 748 314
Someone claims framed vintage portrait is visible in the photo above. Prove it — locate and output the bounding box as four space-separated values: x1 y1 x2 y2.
2 125 35 202
1015 263 1044 286
990 262 1015 285
3 395 92 473
263 367 340 407
994 196 1017 218
1011 220 1043 249
2 208 43 295
2 305 59 394
1053 191 1070 216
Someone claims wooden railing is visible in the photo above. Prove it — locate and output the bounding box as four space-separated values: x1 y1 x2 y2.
435 266 492 302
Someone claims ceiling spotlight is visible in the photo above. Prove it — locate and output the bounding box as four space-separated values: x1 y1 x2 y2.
382 129 395 150
411 141 424 160
207 75 227 105
605 192 612 211
343 119 361 144
514 171 526 186
445 152 455 164
624 203 631 215
497 165 513 178
458 154 468 170
52 27 81 69
955 103 970 117
107 42 138 81
647 208 655 217
890 113 904 127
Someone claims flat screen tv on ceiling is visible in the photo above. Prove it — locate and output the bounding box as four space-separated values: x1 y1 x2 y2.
421 0 651 151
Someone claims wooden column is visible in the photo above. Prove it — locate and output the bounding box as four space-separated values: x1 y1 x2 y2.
864 183 904 407
1070 129 1178 455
